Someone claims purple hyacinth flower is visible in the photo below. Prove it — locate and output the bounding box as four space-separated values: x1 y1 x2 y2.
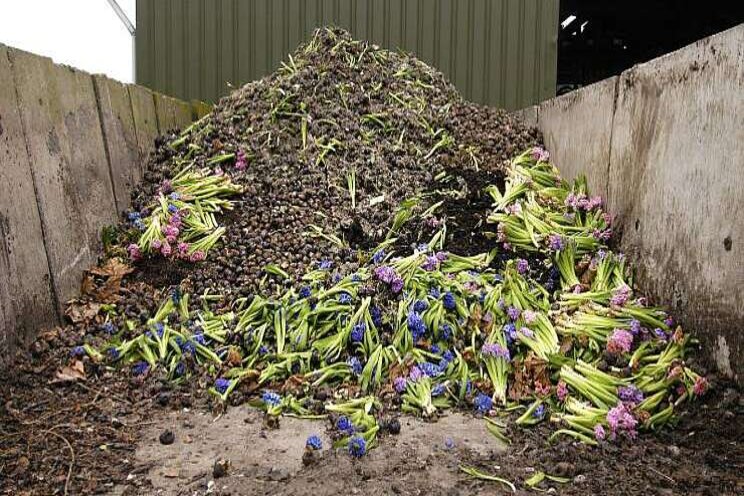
394 376 408 393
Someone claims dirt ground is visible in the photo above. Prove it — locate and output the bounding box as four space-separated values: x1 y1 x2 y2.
1 349 741 496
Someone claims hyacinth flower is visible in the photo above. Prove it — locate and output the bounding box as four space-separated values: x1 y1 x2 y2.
326 397 380 452
133 166 242 261
516 399 547 426
481 332 510 405
549 397 606 445
564 361 638 412
401 375 438 416
88 146 708 445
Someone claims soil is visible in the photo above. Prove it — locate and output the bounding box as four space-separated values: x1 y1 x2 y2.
1 347 741 495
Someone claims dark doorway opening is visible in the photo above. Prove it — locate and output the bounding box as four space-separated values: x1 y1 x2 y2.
557 1 744 94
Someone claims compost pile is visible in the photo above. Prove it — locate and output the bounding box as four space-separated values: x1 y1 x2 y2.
129 27 538 298
65 28 708 463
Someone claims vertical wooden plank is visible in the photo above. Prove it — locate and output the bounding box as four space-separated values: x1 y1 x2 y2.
93 75 141 213
9 49 95 311
0 46 58 351
386 0 403 50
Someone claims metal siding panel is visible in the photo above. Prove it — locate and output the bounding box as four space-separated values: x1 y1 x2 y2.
371 0 384 45
543 0 559 102
287 0 303 58
320 0 334 25
470 0 487 103
453 0 469 95
254 0 269 78
218 0 234 93
521 0 538 107
169 0 185 99
355 0 368 40
486 0 504 105
186 0 202 100
504 0 521 109
203 1 218 101
437 0 453 82
338 0 353 31
153 1 168 94
135 0 558 109
420 0 435 65
135 0 151 86
386 0 403 51
270 0 283 73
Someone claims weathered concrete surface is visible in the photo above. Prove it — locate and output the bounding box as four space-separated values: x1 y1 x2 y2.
191 100 211 120
530 24 744 383
538 77 618 198
154 92 192 133
93 75 141 213
0 43 206 361
608 26 744 383
0 46 57 356
512 104 538 128
128 84 160 167
9 48 94 314
53 63 118 251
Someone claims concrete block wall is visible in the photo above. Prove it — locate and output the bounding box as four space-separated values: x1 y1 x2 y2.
517 24 743 384
0 44 209 360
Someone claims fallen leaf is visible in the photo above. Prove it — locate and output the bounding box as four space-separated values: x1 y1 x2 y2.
52 360 86 383
89 257 134 278
65 301 102 323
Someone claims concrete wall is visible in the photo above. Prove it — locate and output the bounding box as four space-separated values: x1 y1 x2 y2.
0 44 208 360
518 24 744 383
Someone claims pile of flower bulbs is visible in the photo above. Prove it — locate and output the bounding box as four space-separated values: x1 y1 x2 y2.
80 148 707 456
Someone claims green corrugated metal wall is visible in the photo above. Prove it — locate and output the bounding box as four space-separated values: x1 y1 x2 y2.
135 0 559 110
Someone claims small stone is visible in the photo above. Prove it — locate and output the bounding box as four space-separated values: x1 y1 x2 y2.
156 392 170 406
574 474 586 484
667 445 681 457
267 467 290 481
554 461 576 477
302 449 323 466
213 459 230 478
386 417 401 435
159 430 175 445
